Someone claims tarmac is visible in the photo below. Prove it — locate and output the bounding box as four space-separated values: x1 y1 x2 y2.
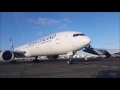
0 58 120 78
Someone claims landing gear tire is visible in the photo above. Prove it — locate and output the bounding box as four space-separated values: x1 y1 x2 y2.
67 60 73 64
10 60 16 63
67 61 72 64
33 60 39 62
67 55 74 64
33 56 39 62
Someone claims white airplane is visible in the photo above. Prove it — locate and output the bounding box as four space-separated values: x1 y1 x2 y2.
0 31 91 64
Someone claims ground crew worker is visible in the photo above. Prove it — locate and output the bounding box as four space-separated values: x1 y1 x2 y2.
84 56 88 65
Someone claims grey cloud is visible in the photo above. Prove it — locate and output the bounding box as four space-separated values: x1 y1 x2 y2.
28 17 60 25
63 18 72 23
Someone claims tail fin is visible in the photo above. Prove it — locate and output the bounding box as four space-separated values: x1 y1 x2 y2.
10 38 14 51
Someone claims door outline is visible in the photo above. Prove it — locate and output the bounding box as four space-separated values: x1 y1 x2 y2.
55 35 61 44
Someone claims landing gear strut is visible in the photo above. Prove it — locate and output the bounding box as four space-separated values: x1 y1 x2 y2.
33 56 39 62
67 55 73 64
10 57 16 63
67 51 77 64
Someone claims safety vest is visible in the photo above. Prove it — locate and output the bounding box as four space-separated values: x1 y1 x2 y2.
84 57 88 60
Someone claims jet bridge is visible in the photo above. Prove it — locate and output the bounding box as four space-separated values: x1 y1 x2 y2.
82 45 111 58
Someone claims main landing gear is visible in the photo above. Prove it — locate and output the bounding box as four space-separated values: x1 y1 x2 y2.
10 57 17 63
33 56 39 62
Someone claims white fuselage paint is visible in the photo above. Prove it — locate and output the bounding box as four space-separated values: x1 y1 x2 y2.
14 31 91 57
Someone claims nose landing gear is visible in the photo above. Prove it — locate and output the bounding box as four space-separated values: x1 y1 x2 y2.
67 52 76 65
67 57 74 64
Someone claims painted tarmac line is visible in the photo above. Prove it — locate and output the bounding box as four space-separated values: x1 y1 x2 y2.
91 65 97 66
111 66 119 68
101 66 108 67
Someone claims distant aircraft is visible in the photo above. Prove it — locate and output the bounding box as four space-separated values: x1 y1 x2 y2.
0 31 91 64
82 45 120 58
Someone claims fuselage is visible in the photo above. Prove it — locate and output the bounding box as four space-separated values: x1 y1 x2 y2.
14 31 91 57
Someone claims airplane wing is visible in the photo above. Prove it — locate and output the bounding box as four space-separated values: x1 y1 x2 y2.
0 50 26 54
82 45 111 58
105 49 120 58
114 52 120 54
12 50 26 57
105 49 120 54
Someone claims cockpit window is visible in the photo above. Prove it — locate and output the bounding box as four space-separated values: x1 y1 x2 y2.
73 34 85 37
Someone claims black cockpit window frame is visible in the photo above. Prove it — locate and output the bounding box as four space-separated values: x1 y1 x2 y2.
73 33 85 37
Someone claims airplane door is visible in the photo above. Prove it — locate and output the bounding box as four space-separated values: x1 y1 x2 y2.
55 35 61 44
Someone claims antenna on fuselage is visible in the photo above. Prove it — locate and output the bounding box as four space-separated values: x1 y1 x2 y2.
10 38 14 51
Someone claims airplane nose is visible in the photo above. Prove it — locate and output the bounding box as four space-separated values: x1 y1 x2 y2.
83 36 91 45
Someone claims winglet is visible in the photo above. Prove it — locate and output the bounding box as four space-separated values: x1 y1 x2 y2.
10 38 14 51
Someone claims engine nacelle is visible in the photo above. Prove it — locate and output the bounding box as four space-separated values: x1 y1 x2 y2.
47 55 59 60
0 50 14 61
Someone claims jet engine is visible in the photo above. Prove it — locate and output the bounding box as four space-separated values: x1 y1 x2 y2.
47 55 59 60
0 50 14 61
